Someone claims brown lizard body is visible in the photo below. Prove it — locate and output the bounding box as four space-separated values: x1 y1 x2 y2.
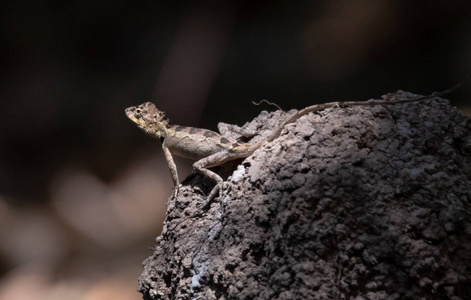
125 85 460 201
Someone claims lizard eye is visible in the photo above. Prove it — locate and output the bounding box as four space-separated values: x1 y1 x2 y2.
135 108 142 115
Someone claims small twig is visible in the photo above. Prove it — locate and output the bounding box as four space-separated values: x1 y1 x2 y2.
252 99 283 111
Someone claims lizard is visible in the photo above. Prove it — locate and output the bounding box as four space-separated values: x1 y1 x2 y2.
125 84 462 203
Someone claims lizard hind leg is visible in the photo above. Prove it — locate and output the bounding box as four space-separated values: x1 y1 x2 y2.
193 151 239 206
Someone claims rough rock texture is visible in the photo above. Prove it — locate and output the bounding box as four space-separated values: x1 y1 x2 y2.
138 92 471 300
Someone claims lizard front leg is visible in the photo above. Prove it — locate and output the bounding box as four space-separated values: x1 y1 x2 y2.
162 143 180 197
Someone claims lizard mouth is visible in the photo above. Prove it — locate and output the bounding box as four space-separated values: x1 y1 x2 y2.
125 107 139 123
125 106 152 134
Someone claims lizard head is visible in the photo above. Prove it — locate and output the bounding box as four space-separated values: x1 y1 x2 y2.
125 102 169 138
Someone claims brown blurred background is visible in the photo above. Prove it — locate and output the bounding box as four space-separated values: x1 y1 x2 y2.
0 1 470 299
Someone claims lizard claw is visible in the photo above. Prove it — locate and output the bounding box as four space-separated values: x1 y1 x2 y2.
207 183 221 203
199 181 227 211
171 185 180 198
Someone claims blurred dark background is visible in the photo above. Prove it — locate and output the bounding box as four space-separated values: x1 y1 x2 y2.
0 0 470 299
